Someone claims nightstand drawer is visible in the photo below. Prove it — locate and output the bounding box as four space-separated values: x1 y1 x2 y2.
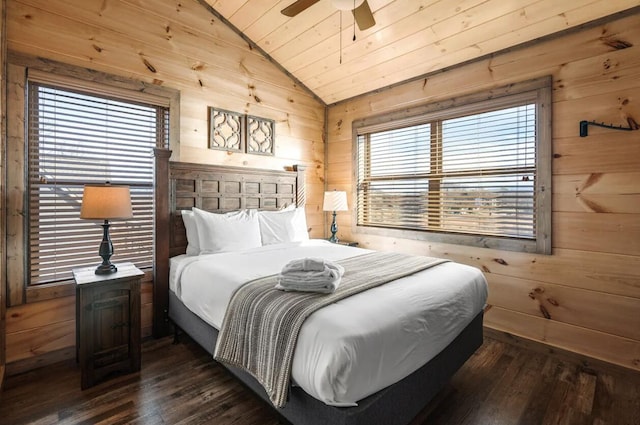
89 289 132 365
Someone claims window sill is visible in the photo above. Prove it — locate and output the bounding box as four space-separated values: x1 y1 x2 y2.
26 280 75 303
354 224 545 254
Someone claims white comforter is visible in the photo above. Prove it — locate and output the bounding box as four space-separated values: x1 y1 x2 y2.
170 240 487 407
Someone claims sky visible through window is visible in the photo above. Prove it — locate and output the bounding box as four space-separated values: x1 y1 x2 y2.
367 104 535 185
37 86 158 186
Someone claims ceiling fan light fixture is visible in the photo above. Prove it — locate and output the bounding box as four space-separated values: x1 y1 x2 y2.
331 0 364 11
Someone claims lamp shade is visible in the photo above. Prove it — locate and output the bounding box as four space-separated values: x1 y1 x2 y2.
332 0 365 11
323 191 348 212
80 184 133 220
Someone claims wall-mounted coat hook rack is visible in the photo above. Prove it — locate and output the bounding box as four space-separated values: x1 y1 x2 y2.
579 118 639 137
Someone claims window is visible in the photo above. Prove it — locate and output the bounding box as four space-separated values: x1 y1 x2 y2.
27 80 169 285
355 77 551 253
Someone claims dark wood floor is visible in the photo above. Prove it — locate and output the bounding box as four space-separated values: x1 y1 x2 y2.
1 334 639 425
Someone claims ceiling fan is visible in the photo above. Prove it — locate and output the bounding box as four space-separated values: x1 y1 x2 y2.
281 0 376 30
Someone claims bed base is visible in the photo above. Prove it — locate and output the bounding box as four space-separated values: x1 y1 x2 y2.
169 290 483 425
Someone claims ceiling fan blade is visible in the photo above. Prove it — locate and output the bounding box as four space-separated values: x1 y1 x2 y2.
281 0 321 17
352 0 375 30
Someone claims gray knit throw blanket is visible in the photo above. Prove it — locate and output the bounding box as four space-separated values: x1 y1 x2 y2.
214 251 449 408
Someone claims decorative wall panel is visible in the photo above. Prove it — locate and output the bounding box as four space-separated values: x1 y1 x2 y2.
208 107 244 152
246 115 275 155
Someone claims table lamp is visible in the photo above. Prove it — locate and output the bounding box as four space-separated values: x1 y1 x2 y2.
323 191 348 243
80 183 133 275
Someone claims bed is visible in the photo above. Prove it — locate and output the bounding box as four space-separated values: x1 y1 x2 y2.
152 148 488 425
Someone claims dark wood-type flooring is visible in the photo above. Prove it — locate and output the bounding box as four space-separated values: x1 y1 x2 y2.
1 333 639 425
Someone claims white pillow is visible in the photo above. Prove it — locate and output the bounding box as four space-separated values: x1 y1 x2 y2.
258 207 309 245
181 210 200 256
193 208 261 254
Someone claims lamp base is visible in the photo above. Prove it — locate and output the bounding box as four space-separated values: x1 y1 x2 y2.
95 263 118 275
329 211 339 243
95 220 117 275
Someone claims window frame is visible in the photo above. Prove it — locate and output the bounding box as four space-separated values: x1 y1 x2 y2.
26 80 168 286
5 53 180 306
352 76 552 254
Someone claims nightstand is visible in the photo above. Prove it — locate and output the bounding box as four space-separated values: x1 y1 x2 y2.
331 240 359 247
73 262 144 390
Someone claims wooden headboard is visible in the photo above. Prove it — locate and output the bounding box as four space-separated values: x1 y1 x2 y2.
152 148 306 336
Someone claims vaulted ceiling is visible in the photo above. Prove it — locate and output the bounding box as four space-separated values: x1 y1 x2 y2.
203 0 639 105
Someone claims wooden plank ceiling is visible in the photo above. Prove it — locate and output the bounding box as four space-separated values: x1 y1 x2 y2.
203 0 639 105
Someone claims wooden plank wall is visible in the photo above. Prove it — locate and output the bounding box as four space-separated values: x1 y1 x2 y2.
327 12 640 371
0 0 6 388
3 0 324 371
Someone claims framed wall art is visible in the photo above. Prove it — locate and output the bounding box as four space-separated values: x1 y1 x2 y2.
246 115 275 156
208 107 245 152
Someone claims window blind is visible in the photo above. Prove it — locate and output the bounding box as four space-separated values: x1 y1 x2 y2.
357 102 536 240
28 82 169 285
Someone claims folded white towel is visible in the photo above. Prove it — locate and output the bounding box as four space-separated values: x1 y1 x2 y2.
276 258 345 294
276 274 343 294
281 257 328 273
